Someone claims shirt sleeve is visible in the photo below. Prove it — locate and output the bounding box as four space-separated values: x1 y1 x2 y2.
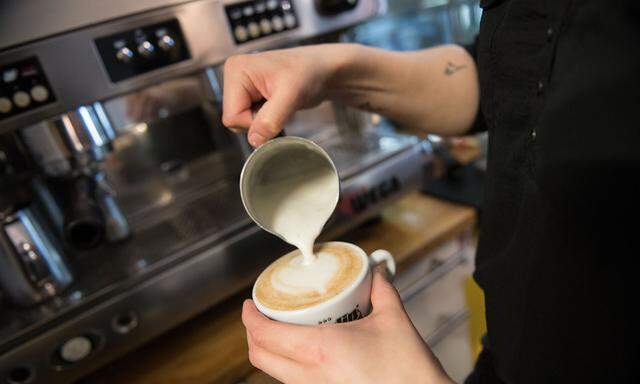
463 36 488 135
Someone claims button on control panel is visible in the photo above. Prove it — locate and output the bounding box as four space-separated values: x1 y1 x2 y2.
226 0 298 44
59 336 93 363
0 57 55 121
94 19 190 83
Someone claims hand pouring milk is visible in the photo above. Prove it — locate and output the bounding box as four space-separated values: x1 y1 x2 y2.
240 137 340 292
241 137 339 263
242 137 396 325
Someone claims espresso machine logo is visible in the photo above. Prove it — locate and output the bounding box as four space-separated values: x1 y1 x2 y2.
338 176 401 215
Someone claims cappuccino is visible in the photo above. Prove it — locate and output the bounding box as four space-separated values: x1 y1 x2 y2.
255 243 363 311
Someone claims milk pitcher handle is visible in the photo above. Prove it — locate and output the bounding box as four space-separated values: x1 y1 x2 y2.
369 249 396 278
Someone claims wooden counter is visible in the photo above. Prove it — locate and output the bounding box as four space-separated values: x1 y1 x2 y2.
81 193 476 384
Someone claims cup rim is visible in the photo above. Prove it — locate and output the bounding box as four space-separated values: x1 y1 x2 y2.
252 241 370 317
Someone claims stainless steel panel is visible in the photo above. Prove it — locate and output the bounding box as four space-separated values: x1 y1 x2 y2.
0 225 291 384
0 71 246 352
0 0 382 134
0 0 191 49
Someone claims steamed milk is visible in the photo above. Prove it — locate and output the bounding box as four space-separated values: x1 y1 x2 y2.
251 146 362 307
251 147 339 264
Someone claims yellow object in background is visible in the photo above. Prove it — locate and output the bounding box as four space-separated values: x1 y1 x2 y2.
464 275 486 361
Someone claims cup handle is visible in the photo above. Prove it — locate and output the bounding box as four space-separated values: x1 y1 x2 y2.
369 249 396 278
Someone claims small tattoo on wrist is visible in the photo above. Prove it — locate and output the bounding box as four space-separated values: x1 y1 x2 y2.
444 62 467 76
358 101 375 111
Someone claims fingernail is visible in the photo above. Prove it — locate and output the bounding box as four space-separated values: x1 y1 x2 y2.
248 132 265 147
375 265 393 282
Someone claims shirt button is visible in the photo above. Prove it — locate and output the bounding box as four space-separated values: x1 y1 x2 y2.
546 27 554 41
537 81 544 95
531 127 537 141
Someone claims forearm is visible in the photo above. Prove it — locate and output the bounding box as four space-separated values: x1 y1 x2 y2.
328 44 479 137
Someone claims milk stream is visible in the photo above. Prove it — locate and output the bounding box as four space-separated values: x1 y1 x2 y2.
252 148 339 292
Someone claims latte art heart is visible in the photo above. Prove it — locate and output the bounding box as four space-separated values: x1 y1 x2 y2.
255 243 363 311
271 251 340 295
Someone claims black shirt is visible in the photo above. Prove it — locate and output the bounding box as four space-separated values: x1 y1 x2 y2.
466 1 640 383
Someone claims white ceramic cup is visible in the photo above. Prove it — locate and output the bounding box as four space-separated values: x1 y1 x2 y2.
252 241 396 325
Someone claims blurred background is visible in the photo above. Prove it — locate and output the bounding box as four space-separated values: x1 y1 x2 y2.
351 0 480 49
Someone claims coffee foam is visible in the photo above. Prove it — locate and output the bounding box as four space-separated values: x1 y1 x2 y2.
271 250 340 295
255 243 363 311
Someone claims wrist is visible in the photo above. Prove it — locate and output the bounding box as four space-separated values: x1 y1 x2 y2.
323 43 366 92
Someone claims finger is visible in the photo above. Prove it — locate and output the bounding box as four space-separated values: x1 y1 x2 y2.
370 269 404 314
222 58 261 130
227 126 244 134
248 89 298 147
223 108 254 130
242 300 320 362
247 331 308 384
375 263 394 283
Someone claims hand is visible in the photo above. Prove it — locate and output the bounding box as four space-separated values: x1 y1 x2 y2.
242 269 454 384
222 44 351 147
223 44 479 143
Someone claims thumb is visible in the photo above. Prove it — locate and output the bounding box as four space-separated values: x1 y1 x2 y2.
370 267 404 314
248 89 298 147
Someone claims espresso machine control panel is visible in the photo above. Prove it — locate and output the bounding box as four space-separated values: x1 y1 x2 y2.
0 57 55 121
94 19 191 82
225 0 299 44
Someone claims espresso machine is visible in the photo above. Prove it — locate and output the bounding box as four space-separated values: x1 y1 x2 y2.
0 1 434 382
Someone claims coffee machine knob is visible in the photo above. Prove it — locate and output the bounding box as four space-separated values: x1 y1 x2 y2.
157 34 175 51
116 47 134 63
137 41 155 58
